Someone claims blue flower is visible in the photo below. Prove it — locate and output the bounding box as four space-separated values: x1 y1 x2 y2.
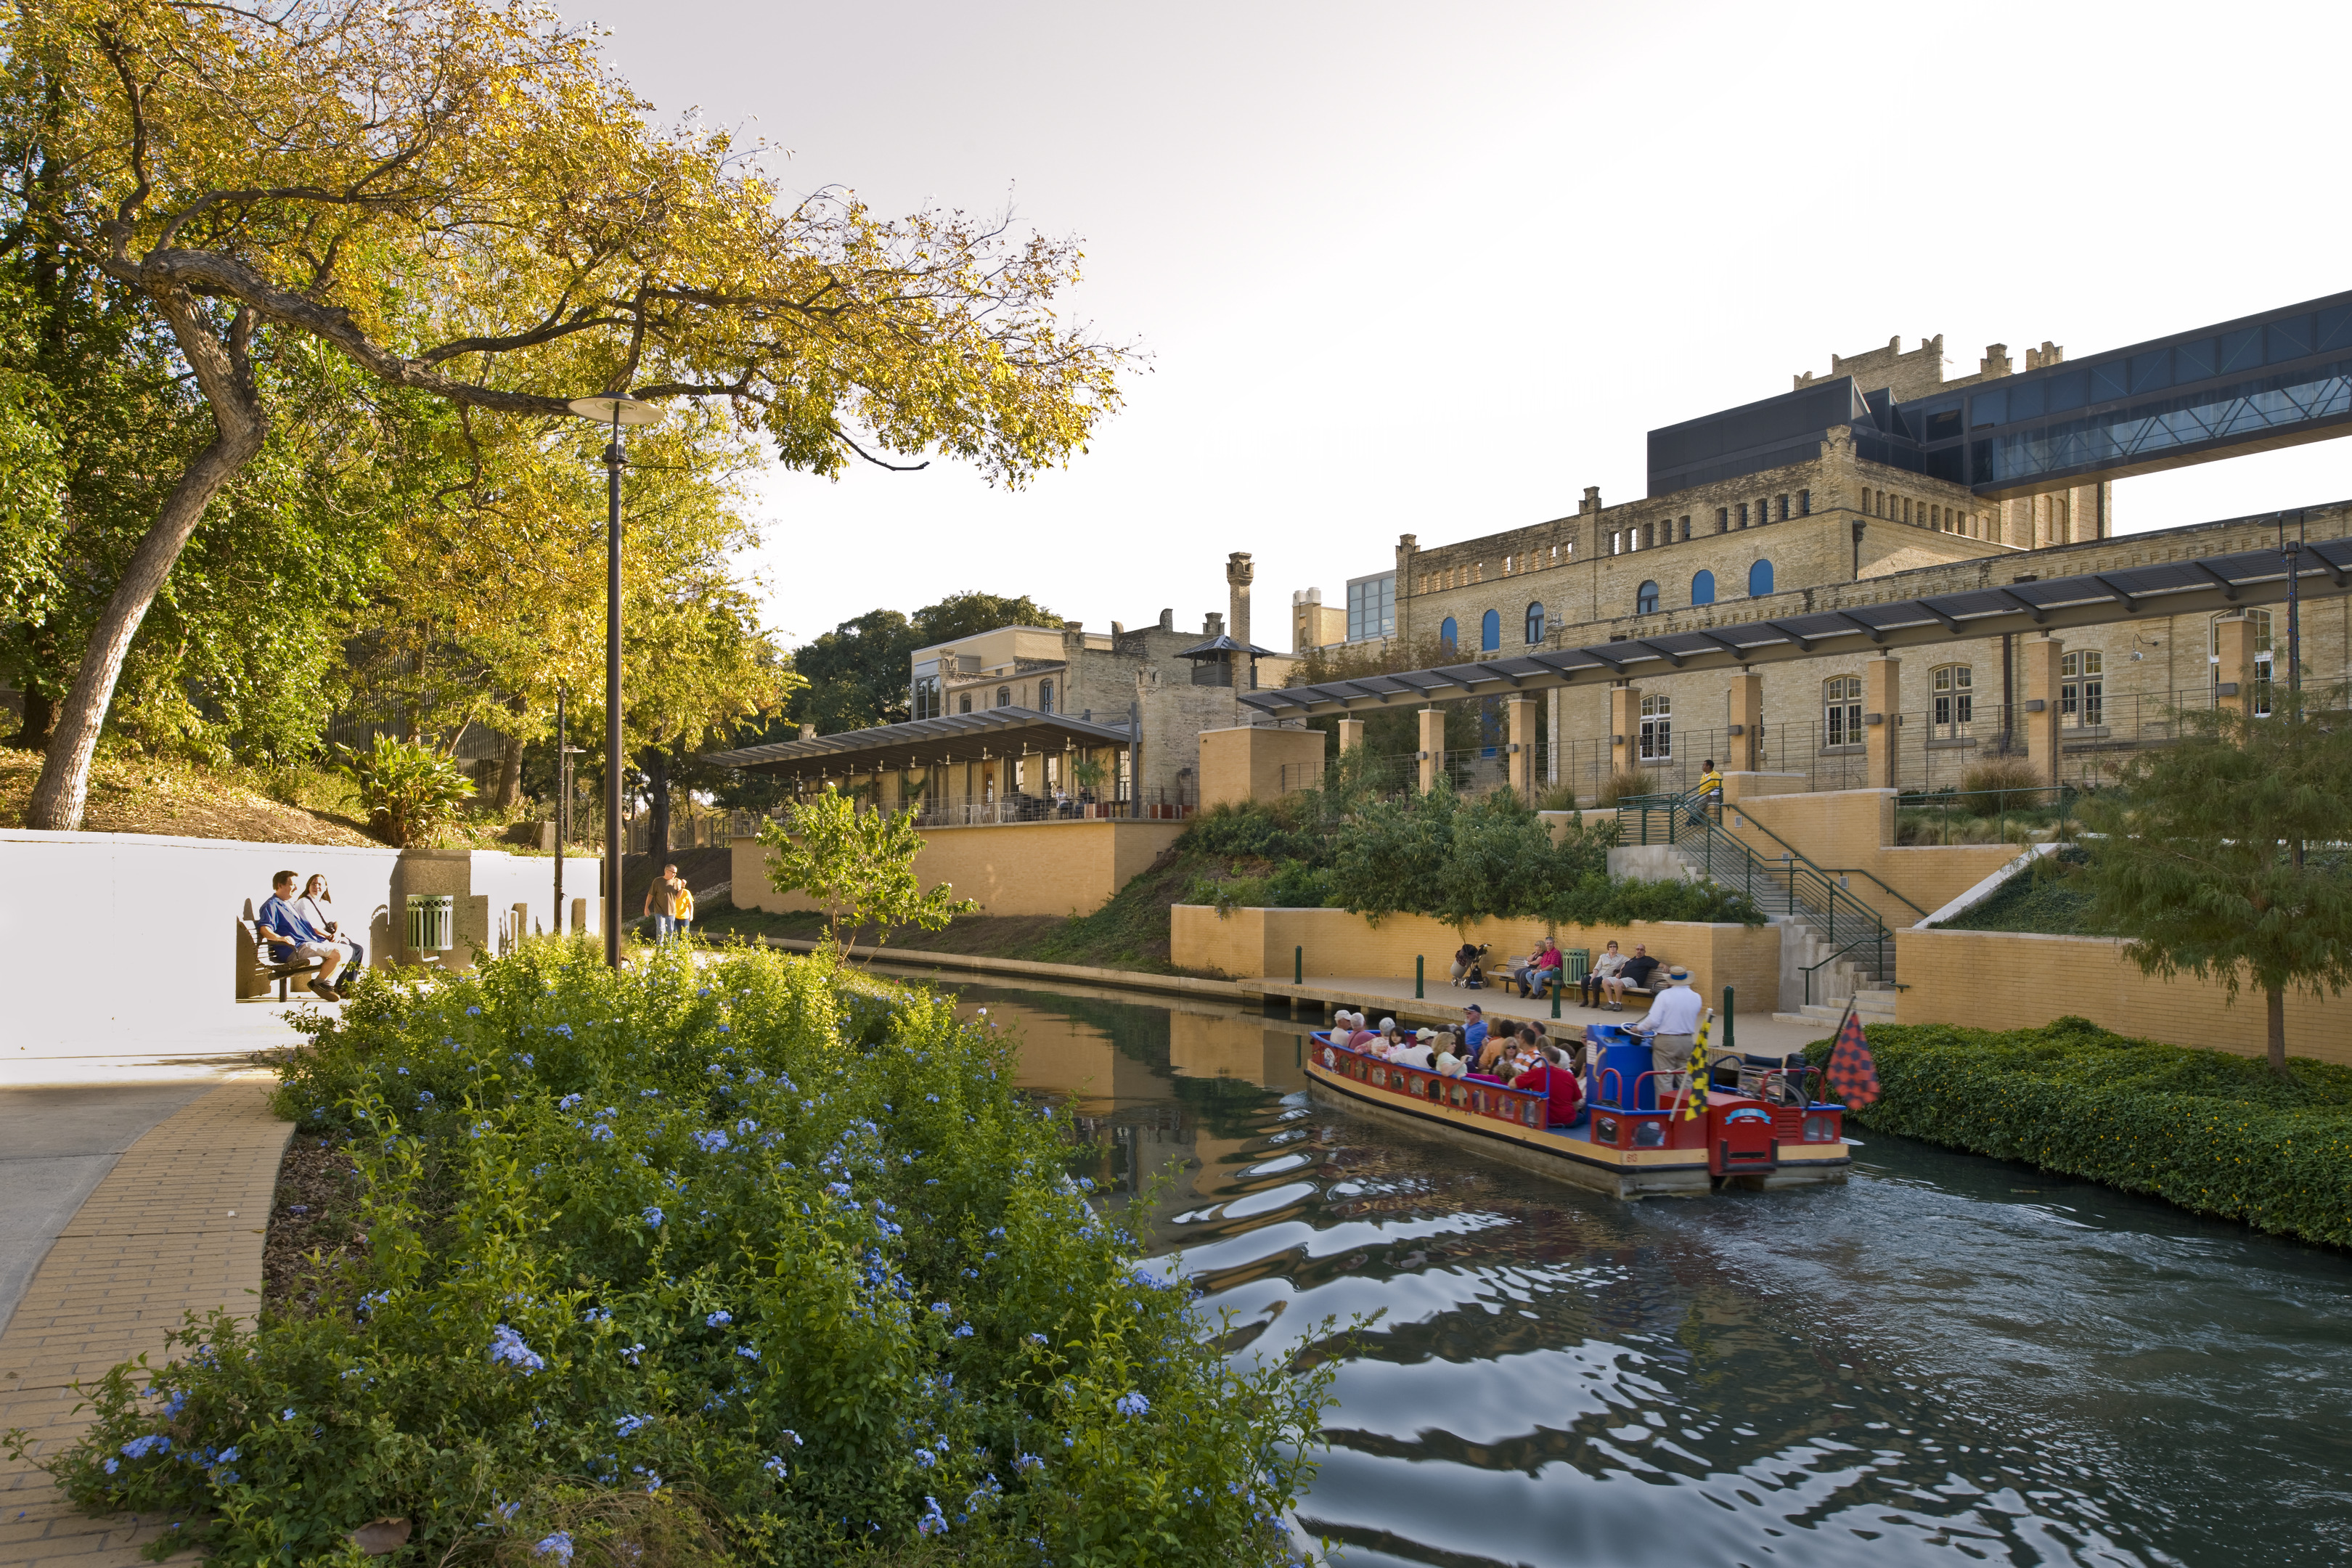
642 1206 664 1226
466 1006 482 1016
489 1324 546 1373
281 1408 296 1421
930 1302 952 1316
217 1447 239 1463
693 1130 729 1153
515 1053 534 1067
1114 1392 1150 1418
119 1435 171 1460
913 1447 937 1469
589 1125 615 1143
1013 1452 1044 1473
735 1118 758 1135
416 1091 434 1105
953 1323 974 1338
705 1310 732 1328
640 1088 661 1098
559 1093 584 1111
616 1414 649 1437
533 1530 573 1561
102 1458 118 1474
763 1455 788 1479
735 1345 759 1360
621 1343 645 1365
1026 1332 1047 1344
552 1024 573 1039
917 1496 948 1537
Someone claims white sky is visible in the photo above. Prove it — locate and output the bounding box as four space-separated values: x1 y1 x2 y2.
579 0 2352 648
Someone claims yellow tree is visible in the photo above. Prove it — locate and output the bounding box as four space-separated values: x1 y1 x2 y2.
7 0 1127 829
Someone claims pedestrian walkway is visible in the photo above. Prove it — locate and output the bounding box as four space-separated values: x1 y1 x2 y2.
0 1082 293 1568
1238 974 1830 1057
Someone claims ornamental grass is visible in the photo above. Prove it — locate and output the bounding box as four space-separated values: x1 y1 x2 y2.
25 944 1331 1566
1811 1016 2352 1249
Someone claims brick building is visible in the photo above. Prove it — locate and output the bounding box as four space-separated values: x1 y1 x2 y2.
1294 297 2352 798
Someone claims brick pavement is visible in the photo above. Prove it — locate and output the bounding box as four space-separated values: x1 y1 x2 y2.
0 1082 292 1568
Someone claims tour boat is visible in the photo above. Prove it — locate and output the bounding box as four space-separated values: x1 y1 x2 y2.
1304 1027 1853 1199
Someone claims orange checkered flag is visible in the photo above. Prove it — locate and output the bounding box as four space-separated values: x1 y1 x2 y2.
1822 1002 1880 1108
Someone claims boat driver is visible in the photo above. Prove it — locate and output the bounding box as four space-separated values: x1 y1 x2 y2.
1628 966 1703 1095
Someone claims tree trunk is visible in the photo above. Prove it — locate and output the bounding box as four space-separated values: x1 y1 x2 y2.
16 683 53 750
26 299 265 830
491 690 528 812
2267 983 2289 1078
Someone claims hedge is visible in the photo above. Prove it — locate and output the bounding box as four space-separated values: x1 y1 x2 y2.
1810 1016 2352 1249
23 944 1332 1566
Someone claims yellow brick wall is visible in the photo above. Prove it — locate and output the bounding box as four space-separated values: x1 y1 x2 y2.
731 820 1183 919
1726 788 2018 921
1895 928 2350 1066
1172 905 1779 1005
1197 724 1326 807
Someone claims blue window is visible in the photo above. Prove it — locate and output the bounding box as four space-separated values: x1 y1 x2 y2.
1636 580 1659 615
1747 559 1774 597
1479 609 1500 651
1439 616 1458 649
1524 602 1545 644
1037 679 1053 714
1691 569 1715 606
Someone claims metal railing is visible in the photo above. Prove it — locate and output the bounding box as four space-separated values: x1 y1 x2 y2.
1616 791 1892 990
1892 783 2080 847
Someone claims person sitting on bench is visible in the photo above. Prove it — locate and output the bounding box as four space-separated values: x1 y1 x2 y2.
258 868 345 1001
1514 940 1564 998
1583 941 1625 1008
1602 944 1659 1012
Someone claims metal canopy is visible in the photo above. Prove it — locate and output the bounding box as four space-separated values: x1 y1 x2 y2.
1239 535 2352 720
1172 634 1281 658
703 706 1132 775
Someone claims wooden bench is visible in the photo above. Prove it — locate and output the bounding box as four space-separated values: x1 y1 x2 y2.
237 900 324 1001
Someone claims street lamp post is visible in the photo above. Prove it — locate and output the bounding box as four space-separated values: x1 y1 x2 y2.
567 395 665 968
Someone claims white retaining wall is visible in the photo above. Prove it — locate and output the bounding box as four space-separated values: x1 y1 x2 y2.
0 829 599 1060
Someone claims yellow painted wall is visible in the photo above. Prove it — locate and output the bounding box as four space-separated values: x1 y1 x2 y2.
1723 787 2018 923
1172 905 1779 1004
731 819 1183 919
1896 928 2350 1066
1197 724 1326 807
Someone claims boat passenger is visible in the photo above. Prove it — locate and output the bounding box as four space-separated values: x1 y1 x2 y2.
1462 1005 1488 1055
1629 966 1703 1094
1515 1046 1585 1125
1435 1042 1467 1077
1396 1030 1437 1070
1583 941 1626 1008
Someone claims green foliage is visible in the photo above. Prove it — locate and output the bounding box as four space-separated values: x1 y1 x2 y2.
1806 1017 2352 1249
336 733 475 846
1933 847 2109 935
2076 700 2352 1073
25 946 1334 1564
758 788 977 957
775 594 1060 738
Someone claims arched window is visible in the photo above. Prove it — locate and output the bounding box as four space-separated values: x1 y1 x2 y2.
1439 616 1458 650
1524 602 1545 644
997 685 1011 708
1636 580 1659 615
958 692 972 714
1930 664 1973 740
1824 675 1862 748
1479 609 1500 651
1691 569 1715 606
1037 678 1053 714
1747 559 1775 597
1638 693 1670 761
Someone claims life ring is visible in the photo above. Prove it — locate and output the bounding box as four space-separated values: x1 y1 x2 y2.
1322 1047 1336 1069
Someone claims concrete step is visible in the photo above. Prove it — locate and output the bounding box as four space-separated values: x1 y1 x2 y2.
1780 996 1898 1028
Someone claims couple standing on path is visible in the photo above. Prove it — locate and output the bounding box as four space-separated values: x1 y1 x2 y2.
644 862 695 946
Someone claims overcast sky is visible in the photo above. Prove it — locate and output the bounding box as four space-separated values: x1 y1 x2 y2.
576 0 2352 648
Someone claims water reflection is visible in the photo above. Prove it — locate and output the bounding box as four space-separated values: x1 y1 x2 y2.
931 979 2352 1568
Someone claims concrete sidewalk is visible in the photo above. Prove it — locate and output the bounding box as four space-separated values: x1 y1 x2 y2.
0 1082 293 1568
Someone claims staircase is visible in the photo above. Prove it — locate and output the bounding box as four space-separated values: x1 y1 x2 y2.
1616 795 1897 1016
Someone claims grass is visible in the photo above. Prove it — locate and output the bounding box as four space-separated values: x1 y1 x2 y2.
1932 846 2109 934
0 748 380 844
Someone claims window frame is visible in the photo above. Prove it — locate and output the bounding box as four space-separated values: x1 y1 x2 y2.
1824 674 1863 749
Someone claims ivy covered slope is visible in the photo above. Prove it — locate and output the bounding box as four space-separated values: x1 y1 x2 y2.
1813 1018 2352 1248
41 947 1329 1567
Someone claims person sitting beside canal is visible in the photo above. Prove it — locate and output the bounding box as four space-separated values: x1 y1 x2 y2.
1603 944 1660 1011
1583 941 1625 1008
1629 966 1704 1094
1514 940 1564 1000
258 868 345 1002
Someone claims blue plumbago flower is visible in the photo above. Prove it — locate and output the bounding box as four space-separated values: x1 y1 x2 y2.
735 1118 758 1136
120 1435 171 1460
735 1345 759 1360
988 1228 1006 1240
615 1414 649 1437
552 1024 573 1040
488 1324 546 1373
1014 1452 1045 1473
640 1088 661 1098
416 1091 434 1104
533 1531 573 1562
514 1053 534 1067
825 1182 852 1198
466 1006 482 1016
642 1206 664 1227
953 1323 975 1339
216 1447 240 1463
1027 1332 1048 1344
1114 1392 1150 1418
701 1395 726 1412
621 1343 645 1365
706 1063 725 1074
925 1094 940 1103
705 1310 732 1328
102 1458 118 1474
780 1429 803 1447
396 1067 409 1076
912 1447 937 1469
589 1125 615 1143
698 987 711 997
558 1093 584 1111
282 1408 297 1421
930 1302 953 1316
763 1455 788 1479
716 1024 730 1034
583 1307 611 1323
595 1107 618 1120
917 1496 948 1537
692 1130 729 1153
162 1388 188 1417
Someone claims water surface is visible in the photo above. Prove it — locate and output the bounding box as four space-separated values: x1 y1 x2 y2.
934 979 2352 1568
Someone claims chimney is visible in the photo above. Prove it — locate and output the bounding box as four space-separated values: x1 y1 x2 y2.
1156 608 1173 632
798 722 816 741
1205 611 1225 638
1225 551 1254 648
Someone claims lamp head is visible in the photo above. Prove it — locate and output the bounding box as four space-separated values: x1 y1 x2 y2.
565 396 665 427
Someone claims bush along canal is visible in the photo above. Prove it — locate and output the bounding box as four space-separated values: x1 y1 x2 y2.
33 946 1332 1566
953 981 2352 1567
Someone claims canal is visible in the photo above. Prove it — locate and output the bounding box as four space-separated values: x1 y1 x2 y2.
912 973 2352 1568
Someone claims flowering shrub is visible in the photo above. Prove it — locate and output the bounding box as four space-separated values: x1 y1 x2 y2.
33 944 1333 1564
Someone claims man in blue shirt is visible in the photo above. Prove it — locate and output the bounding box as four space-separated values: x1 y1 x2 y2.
1461 1004 1489 1056
258 869 346 1001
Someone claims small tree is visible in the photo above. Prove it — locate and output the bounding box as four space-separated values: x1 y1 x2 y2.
2078 698 2352 1077
336 733 474 846
757 787 975 960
